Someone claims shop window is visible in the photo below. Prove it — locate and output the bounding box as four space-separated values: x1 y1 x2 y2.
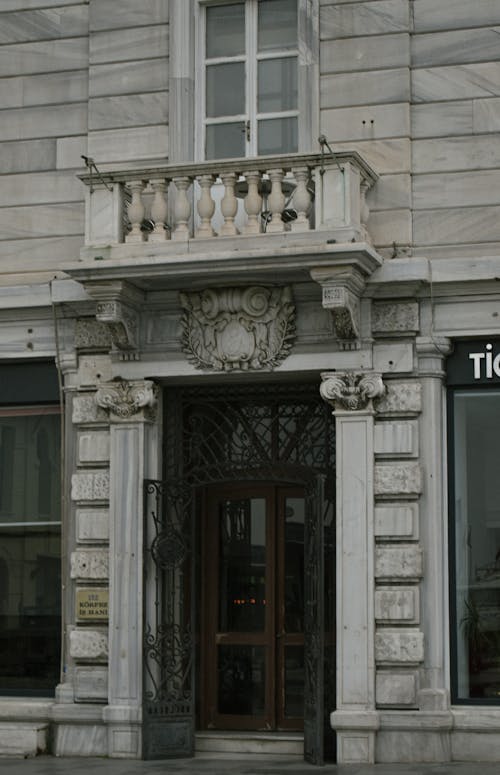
198 0 298 159
449 341 500 702
0 364 61 696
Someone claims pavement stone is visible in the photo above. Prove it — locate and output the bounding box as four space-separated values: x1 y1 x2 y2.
0 759 499 775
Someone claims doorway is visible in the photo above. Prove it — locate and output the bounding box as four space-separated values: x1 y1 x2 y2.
201 483 305 731
142 382 336 762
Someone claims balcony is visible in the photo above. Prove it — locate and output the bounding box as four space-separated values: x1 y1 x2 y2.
80 151 378 266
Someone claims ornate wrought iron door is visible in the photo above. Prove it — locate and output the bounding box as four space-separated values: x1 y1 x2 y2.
143 384 335 762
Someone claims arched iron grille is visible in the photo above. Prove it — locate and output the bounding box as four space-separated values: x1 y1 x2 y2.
143 383 335 762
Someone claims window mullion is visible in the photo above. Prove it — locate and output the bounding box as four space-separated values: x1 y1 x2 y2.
247 0 257 156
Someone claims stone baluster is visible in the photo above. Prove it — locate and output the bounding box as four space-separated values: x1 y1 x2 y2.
172 175 192 241
242 171 262 235
291 166 311 231
149 178 169 242
125 180 146 243
360 179 370 231
266 168 285 233
220 172 239 236
196 174 216 238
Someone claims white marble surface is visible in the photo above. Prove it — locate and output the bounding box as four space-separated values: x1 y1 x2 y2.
413 135 500 172
0 37 87 75
375 503 419 540
412 26 500 67
320 1 410 39
0 5 88 43
321 32 409 73
1 103 87 141
322 104 409 143
413 0 500 31
413 63 500 102
413 169 500 209
89 24 168 64
89 60 168 98
89 0 168 31
321 68 409 108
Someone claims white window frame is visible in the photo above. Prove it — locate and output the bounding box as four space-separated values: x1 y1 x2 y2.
192 0 318 161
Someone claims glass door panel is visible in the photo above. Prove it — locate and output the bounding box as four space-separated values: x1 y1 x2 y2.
202 484 305 730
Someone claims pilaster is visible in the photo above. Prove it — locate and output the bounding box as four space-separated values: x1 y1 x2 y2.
415 337 452 699
321 371 385 763
95 379 161 758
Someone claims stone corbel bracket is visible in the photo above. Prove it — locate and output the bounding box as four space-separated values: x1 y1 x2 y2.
83 280 142 361
320 371 385 412
311 251 382 350
95 378 158 421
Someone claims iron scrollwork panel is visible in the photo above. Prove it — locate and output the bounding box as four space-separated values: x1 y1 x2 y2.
143 480 195 759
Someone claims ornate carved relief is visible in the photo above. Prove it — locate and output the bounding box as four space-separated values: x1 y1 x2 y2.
95 300 138 356
320 371 385 411
95 379 158 421
179 286 295 371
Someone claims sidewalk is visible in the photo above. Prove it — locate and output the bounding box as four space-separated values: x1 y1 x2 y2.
0 758 500 775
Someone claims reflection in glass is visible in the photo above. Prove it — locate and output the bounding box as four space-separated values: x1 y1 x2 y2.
284 497 304 633
206 123 246 160
453 390 500 700
258 116 297 155
285 645 304 717
258 0 297 52
258 57 297 113
218 645 266 714
218 498 266 632
0 409 61 694
206 3 245 58
206 62 245 118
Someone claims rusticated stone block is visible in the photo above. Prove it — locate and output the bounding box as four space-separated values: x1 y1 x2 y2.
375 503 418 540
374 420 418 458
69 629 108 661
372 301 419 334
375 462 422 497
76 509 109 543
375 587 419 623
70 550 109 580
78 430 110 464
77 356 113 389
74 667 108 702
72 394 109 425
376 672 417 707
75 318 113 351
375 545 423 580
376 381 422 416
375 629 424 664
71 471 110 502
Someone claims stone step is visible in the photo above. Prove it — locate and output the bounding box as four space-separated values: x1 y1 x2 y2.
0 723 48 758
195 731 304 760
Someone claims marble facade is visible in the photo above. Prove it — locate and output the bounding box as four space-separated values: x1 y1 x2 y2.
0 0 500 765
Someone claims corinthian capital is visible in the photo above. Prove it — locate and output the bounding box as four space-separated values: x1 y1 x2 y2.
320 371 385 412
95 379 158 421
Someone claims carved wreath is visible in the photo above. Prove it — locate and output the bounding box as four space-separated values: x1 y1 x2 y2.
179 286 295 371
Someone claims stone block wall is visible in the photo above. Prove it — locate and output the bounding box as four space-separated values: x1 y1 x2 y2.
374 379 424 708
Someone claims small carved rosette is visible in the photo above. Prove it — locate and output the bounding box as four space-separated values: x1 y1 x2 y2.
320 371 385 411
179 286 295 371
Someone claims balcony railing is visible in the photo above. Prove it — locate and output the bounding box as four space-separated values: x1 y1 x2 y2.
80 151 378 251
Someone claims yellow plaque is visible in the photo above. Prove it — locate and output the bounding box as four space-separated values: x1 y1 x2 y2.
76 588 109 621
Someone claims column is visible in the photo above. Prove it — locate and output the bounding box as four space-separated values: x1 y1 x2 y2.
95 379 161 759
320 371 385 764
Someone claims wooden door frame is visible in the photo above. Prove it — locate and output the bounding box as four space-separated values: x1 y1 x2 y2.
200 482 304 731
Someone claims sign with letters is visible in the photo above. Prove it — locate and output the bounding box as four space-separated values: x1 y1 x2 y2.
76 588 109 621
447 340 500 386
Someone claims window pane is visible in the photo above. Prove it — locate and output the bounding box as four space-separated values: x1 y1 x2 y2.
218 498 266 632
206 3 245 58
0 409 60 695
258 116 297 155
258 57 297 113
258 0 297 52
206 62 245 118
453 391 500 701
206 122 246 159
217 645 266 715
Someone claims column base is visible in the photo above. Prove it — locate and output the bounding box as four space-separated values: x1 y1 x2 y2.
330 710 379 763
103 705 142 758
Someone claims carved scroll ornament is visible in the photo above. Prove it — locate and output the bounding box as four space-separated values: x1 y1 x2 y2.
95 379 158 420
179 285 295 371
320 371 385 411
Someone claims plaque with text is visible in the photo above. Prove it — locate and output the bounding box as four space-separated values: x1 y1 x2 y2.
76 588 109 621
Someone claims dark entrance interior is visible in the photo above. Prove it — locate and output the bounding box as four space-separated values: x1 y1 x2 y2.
143 383 335 762
201 483 305 731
